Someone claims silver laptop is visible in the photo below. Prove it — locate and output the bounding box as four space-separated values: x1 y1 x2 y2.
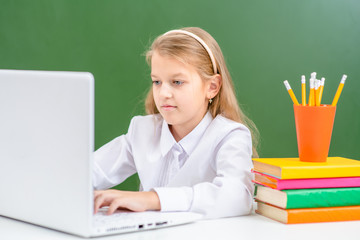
0 69 202 237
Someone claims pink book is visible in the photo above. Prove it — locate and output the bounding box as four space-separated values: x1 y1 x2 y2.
252 170 360 190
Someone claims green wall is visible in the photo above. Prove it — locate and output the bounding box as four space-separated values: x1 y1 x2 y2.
1 0 359 190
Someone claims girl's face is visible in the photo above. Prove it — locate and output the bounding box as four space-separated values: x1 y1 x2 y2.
150 51 211 139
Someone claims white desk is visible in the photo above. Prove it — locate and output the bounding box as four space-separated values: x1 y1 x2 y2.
1 213 359 240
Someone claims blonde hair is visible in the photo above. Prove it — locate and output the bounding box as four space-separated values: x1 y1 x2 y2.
145 27 259 157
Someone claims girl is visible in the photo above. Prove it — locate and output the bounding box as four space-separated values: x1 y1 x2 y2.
93 27 259 219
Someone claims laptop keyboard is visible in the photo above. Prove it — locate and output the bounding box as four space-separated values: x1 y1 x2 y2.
93 208 170 233
92 208 201 235
94 209 149 226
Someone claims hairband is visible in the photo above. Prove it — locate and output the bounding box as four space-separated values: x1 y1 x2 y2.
163 29 218 74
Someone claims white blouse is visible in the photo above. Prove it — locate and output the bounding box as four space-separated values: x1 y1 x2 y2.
93 112 254 219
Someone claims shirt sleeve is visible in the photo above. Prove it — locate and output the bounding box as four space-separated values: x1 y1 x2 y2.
153 127 254 219
93 119 137 190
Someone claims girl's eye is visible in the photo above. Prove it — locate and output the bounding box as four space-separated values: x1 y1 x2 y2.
152 80 161 85
173 80 183 86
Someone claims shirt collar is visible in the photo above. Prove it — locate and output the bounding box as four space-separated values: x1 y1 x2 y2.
160 111 213 157
160 119 177 157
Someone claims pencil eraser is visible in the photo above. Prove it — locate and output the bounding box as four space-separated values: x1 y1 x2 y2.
320 77 325 85
311 72 317 79
341 74 347 83
283 80 291 90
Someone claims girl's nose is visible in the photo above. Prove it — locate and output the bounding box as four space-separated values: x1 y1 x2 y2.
159 84 173 98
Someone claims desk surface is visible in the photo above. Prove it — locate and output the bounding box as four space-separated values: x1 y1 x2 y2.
1 213 359 240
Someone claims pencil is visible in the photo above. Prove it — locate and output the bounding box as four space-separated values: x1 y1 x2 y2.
315 79 321 106
301 75 306 106
309 77 315 106
331 74 347 106
308 72 316 106
284 80 299 105
318 77 325 106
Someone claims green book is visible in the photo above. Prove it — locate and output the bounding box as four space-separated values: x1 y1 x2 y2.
255 185 360 209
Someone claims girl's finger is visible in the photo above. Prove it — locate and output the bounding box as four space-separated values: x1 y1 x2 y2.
94 193 106 214
93 190 102 198
107 199 123 215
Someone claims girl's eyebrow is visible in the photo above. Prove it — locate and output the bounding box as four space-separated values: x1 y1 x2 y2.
151 73 186 78
150 73 160 79
172 73 187 78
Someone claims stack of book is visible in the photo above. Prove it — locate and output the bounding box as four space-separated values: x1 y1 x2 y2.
252 157 360 224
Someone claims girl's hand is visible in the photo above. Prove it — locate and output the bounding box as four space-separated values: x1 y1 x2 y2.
94 190 161 215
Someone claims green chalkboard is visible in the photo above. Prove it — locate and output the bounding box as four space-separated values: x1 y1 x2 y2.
1 0 359 191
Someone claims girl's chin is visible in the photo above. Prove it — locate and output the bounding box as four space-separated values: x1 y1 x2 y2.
160 113 180 125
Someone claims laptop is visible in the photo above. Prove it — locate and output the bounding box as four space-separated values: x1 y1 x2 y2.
0 69 202 237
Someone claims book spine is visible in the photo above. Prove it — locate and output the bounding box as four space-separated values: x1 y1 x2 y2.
278 177 360 190
253 157 360 179
288 206 360 224
282 165 360 179
285 187 360 209
254 171 360 190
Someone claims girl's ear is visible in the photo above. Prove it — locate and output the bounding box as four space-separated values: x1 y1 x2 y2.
207 74 222 99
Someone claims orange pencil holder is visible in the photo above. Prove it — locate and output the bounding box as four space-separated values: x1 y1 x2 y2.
294 105 336 162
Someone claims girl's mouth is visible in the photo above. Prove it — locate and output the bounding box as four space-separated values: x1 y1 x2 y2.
161 105 177 111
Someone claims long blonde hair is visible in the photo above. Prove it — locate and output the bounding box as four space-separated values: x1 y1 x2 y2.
145 27 259 157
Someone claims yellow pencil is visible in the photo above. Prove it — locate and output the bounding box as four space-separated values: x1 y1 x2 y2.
315 79 321 106
318 77 325 106
308 72 316 106
284 80 299 105
308 77 315 106
301 75 306 106
331 74 347 106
